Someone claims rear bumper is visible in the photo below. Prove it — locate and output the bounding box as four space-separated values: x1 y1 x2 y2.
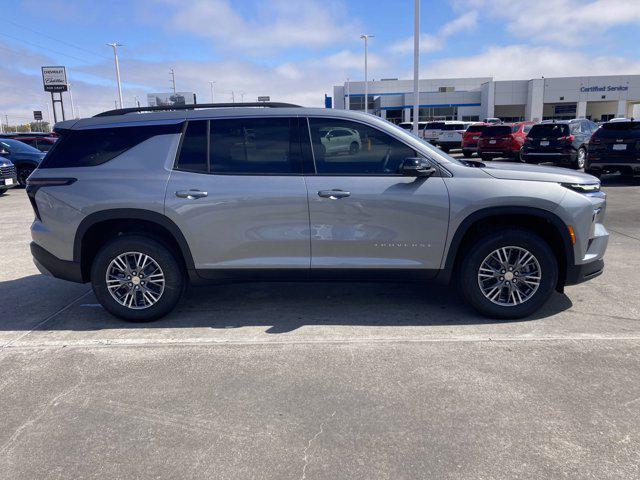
30 242 85 283
0 176 18 189
521 151 575 164
478 148 518 157
586 155 640 174
438 141 462 149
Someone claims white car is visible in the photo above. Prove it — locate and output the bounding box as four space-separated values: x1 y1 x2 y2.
436 121 475 152
398 121 429 136
319 127 362 156
422 121 447 144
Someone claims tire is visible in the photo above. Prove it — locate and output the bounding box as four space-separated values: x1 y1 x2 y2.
480 155 491 162
349 141 360 154
458 228 558 319
441 146 450 153
0 188 6 196
91 235 185 322
514 150 522 162
17 167 34 187
585 169 601 179
462 151 473 158
571 147 586 170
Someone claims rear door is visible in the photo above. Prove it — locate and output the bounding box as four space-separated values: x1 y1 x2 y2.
303 117 449 273
164 117 311 272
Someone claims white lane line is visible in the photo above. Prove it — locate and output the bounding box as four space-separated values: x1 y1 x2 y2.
1 290 92 350
5 333 640 350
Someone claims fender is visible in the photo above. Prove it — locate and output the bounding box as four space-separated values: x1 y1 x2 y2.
74 208 196 270
436 206 574 285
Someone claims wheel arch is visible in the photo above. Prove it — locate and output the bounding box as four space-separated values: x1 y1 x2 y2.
437 206 574 291
74 209 196 282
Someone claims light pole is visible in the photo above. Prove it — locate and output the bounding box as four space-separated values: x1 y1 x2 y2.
106 43 124 109
412 0 420 135
360 34 374 114
67 82 77 119
209 81 215 103
169 68 176 94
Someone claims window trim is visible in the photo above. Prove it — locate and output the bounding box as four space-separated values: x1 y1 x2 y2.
304 115 428 177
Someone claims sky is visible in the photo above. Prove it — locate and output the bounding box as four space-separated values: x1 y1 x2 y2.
1 0 640 124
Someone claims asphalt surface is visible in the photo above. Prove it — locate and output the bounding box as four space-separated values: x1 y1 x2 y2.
1 161 639 479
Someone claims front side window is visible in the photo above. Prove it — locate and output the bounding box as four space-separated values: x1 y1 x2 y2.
308 118 416 175
209 118 297 174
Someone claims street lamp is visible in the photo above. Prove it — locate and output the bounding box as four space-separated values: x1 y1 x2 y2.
209 81 216 103
360 34 374 114
106 43 124 109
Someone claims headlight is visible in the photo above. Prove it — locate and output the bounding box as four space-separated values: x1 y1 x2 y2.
561 182 605 198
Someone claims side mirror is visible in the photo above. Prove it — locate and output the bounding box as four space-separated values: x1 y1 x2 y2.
400 157 436 177
0 148 9 156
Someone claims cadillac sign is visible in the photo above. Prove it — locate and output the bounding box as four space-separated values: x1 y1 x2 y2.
42 66 68 92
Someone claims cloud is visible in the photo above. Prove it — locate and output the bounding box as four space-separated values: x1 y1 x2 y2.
424 44 640 79
388 11 478 55
457 0 640 46
163 0 359 53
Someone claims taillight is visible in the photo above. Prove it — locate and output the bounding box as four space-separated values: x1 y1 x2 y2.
589 136 602 145
558 135 575 143
26 177 77 221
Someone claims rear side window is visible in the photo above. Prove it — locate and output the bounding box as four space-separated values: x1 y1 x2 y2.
209 118 298 174
528 124 570 138
523 125 533 134
601 121 640 131
441 123 464 131
176 121 208 173
482 126 512 136
41 123 181 168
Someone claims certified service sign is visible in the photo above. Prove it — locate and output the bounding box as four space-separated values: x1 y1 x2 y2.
42 66 68 92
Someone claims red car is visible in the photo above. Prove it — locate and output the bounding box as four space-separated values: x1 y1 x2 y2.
461 123 488 157
477 122 535 161
10 135 58 152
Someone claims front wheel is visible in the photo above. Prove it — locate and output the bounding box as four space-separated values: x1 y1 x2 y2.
0 187 6 196
91 235 185 322
17 167 34 187
349 141 360 154
458 229 558 319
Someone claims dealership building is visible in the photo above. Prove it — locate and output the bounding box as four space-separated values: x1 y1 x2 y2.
333 75 640 123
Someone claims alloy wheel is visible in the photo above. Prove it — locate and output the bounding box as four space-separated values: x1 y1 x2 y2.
477 246 541 306
105 251 165 309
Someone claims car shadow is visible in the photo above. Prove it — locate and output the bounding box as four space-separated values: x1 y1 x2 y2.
0 275 574 334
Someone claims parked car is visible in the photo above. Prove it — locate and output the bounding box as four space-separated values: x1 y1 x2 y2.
477 122 534 161
521 119 598 169
422 121 446 144
398 121 428 135
11 135 57 152
461 123 488 157
484 118 502 124
28 104 607 322
0 158 18 195
586 119 640 178
0 139 46 186
319 127 362 155
437 122 475 152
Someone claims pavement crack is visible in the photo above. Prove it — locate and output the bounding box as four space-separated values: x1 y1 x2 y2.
609 228 640 243
300 410 336 480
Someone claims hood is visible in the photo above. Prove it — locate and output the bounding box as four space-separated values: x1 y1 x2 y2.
12 152 46 163
480 161 598 184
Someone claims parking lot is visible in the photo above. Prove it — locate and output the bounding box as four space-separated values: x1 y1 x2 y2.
1 159 640 478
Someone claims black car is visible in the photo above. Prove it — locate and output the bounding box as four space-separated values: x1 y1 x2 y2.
0 139 46 186
0 158 18 195
586 120 640 178
521 119 598 169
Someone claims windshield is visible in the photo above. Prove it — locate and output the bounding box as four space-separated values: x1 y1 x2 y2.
528 124 570 138
466 125 486 133
425 122 445 130
0 139 41 154
601 121 640 131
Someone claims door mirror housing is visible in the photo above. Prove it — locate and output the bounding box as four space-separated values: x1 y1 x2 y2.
0 148 9 156
400 157 436 177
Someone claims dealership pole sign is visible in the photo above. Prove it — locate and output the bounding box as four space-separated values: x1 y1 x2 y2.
41 66 68 93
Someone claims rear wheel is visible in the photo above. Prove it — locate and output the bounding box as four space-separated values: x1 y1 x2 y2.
462 151 473 158
91 235 185 322
0 187 6 196
480 155 491 162
349 141 359 154
571 147 586 170
458 229 558 319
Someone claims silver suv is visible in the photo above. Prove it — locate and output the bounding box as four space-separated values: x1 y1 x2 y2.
27 103 608 322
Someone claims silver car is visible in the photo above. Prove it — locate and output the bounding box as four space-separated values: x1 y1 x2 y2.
27 103 608 322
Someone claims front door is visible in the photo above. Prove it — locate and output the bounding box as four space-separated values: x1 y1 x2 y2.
164 117 310 272
304 117 450 273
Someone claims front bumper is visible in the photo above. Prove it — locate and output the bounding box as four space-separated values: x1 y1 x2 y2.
565 259 604 285
0 175 18 189
31 242 85 283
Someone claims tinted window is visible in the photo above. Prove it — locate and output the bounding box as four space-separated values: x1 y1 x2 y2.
0 138 40 153
308 118 415 175
398 123 412 130
482 126 512 136
209 118 297 174
527 124 570 138
602 121 640 131
425 122 445 129
176 121 207 173
41 123 181 168
523 125 533 134
441 123 464 131
466 125 486 133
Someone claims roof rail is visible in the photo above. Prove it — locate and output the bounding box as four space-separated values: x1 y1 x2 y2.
94 102 302 117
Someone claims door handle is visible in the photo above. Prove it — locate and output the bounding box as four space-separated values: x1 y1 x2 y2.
175 189 208 199
318 189 351 199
